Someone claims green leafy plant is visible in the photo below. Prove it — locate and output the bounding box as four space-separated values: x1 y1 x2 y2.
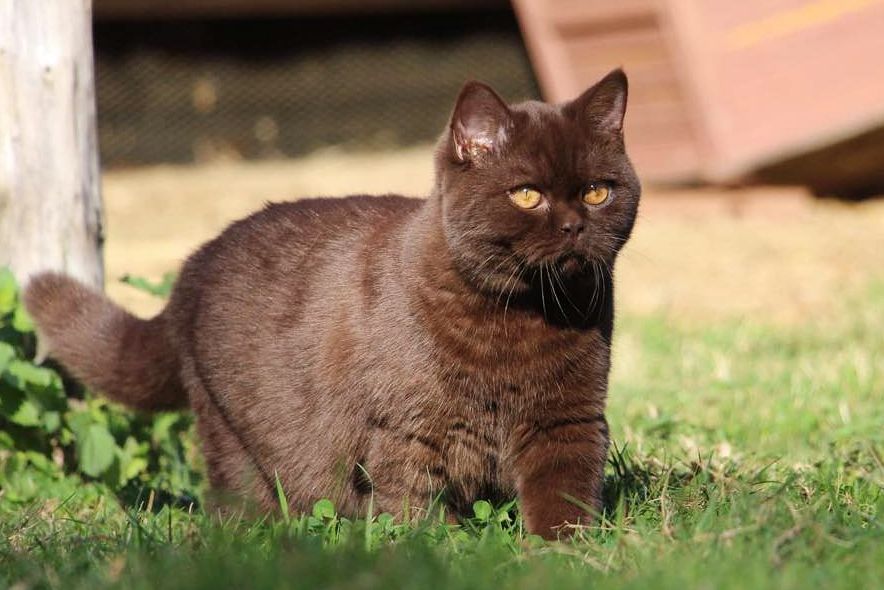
120 272 176 298
0 268 200 505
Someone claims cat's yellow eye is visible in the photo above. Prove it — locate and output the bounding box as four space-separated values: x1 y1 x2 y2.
509 187 543 209
583 183 611 206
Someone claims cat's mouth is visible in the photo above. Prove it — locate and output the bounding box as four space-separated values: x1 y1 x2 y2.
553 252 585 276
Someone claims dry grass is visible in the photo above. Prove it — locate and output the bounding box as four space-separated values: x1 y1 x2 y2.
102 146 884 322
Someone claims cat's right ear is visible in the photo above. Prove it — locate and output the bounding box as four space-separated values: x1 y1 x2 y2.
568 69 629 135
450 81 512 164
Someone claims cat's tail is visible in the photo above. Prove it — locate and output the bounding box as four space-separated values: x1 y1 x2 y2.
22 272 187 412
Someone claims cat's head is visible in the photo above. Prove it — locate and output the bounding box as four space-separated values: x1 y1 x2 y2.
434 70 640 296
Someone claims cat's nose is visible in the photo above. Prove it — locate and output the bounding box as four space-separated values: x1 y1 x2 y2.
560 220 586 236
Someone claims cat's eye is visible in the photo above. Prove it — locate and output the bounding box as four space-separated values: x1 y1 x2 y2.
509 186 543 210
582 182 612 206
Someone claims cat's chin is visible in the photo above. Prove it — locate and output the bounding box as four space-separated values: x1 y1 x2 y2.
539 252 594 281
555 254 585 277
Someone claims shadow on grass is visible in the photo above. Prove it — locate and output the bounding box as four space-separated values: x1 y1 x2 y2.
116 486 201 514
601 441 736 518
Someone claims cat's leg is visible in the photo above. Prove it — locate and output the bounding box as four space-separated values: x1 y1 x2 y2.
182 360 276 516
360 435 452 523
511 414 609 539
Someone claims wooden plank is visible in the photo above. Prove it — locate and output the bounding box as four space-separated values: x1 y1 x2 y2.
511 0 577 102
655 0 727 180
548 0 656 31
622 101 703 181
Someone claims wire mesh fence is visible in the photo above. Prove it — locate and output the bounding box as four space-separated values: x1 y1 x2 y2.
94 11 539 166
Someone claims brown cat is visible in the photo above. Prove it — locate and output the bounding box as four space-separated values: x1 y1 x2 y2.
24 69 640 539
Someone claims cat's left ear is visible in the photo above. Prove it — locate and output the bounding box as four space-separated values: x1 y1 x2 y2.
568 69 628 134
450 81 513 164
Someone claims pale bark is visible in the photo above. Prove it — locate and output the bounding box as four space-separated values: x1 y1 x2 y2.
0 0 104 289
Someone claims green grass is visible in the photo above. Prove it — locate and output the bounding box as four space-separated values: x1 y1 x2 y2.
2 282 882 590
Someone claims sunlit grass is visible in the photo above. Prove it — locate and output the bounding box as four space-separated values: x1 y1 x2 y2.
1 282 881 589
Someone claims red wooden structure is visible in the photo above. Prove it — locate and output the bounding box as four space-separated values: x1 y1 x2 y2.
513 0 884 193
92 0 884 193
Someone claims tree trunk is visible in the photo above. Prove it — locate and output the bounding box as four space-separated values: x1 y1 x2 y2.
0 0 104 290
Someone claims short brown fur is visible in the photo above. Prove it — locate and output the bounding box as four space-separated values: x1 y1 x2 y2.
25 70 640 539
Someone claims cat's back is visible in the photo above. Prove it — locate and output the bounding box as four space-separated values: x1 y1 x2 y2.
227 194 421 254
168 194 422 330
190 194 418 270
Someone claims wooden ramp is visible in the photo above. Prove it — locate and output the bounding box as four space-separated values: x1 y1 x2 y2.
513 0 884 195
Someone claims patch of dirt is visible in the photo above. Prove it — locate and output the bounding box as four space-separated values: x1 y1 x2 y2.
102 146 884 323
